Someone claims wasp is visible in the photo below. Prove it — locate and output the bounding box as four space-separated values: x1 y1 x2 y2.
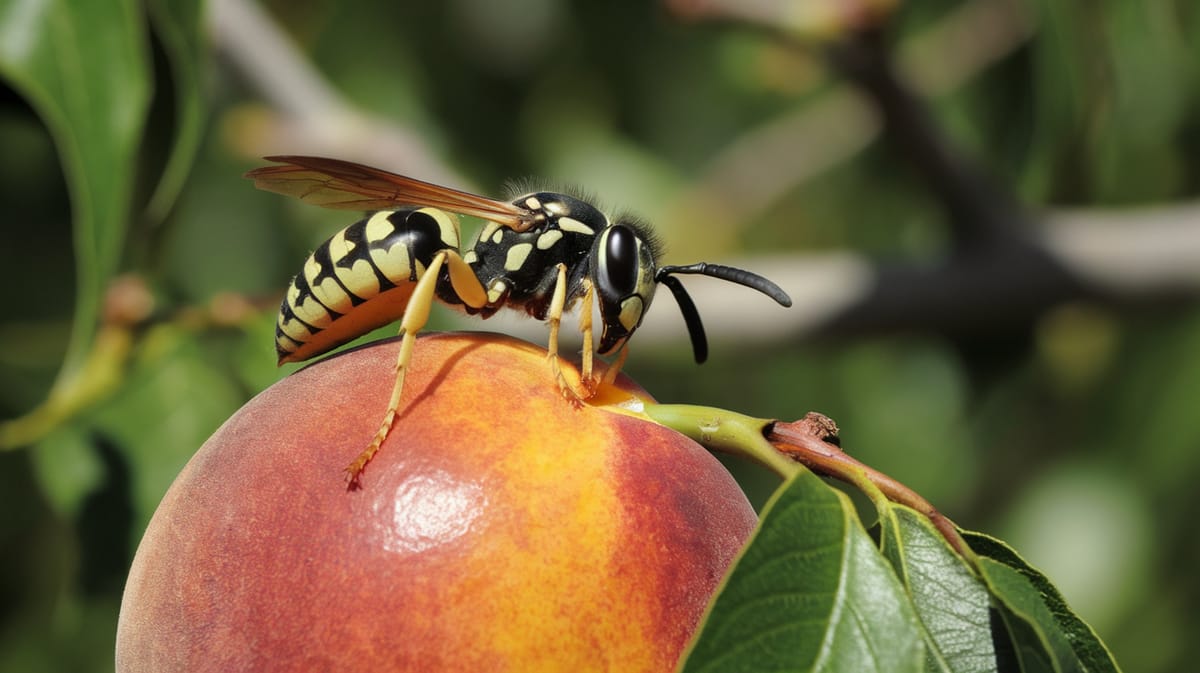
246 156 792 485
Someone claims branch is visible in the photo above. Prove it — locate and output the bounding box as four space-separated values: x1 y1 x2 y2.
662 0 1033 243
826 26 1025 248
208 0 471 189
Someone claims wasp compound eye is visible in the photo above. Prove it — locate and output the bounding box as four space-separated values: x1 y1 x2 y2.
599 225 639 298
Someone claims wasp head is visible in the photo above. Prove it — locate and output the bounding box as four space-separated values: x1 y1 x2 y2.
590 221 662 356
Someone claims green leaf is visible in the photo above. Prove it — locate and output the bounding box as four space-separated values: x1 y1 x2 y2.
0 0 151 384
878 505 995 673
1091 2 1190 200
1019 0 1090 201
144 0 207 220
680 468 924 673
29 424 104 517
90 327 243 530
979 558 1082 673
966 533 1122 673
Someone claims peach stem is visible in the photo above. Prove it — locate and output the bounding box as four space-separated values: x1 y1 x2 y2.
642 403 974 563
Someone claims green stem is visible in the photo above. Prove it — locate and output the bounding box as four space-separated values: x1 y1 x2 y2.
642 404 800 479
0 326 132 450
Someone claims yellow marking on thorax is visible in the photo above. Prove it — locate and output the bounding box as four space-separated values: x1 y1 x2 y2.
536 230 563 250
478 221 502 246
487 279 509 304
504 243 534 272
558 217 595 235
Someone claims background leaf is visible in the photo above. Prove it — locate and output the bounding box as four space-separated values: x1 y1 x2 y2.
89 328 246 530
28 424 103 517
0 0 150 386
143 0 207 220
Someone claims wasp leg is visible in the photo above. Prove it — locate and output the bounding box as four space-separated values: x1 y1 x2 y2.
577 278 597 396
600 342 630 387
345 251 449 488
444 250 487 309
545 263 588 403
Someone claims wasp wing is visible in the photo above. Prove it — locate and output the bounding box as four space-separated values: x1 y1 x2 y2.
246 156 536 231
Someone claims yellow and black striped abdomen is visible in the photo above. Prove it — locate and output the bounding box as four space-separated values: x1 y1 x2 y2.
275 207 462 364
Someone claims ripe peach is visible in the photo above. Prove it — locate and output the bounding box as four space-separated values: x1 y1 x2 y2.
116 332 757 672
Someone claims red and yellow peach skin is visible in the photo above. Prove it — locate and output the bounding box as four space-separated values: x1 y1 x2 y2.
116 332 756 672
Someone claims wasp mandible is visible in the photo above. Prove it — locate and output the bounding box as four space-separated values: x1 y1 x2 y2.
246 156 792 485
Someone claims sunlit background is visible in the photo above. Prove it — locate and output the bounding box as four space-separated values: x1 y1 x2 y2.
2 0 1198 670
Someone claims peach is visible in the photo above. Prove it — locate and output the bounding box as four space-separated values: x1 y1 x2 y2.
116 332 757 672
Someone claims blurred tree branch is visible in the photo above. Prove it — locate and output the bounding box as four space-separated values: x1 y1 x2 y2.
210 0 471 189
663 0 1033 236
827 26 1025 248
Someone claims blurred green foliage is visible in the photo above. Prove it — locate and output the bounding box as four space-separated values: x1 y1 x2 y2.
2 0 1199 670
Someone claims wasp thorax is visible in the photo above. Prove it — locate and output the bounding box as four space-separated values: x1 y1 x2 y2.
515 192 608 236
593 224 658 354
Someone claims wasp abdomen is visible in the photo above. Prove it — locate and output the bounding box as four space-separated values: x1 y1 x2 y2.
275 207 462 364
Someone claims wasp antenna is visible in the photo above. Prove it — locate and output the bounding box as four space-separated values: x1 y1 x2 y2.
655 273 709 363
657 263 792 307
